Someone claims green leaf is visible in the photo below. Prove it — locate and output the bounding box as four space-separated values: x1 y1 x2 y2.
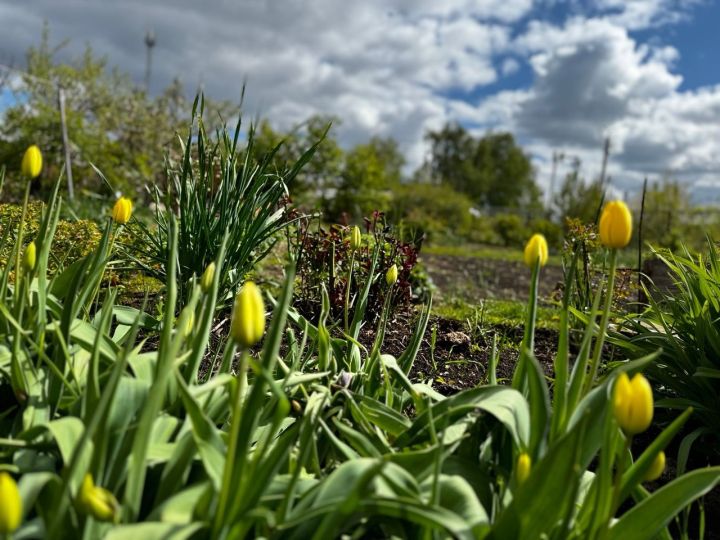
104 523 205 540
609 467 720 540
396 386 529 448
175 375 227 491
490 414 587 539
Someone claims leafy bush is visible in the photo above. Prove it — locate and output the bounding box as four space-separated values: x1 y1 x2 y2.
492 213 529 247
613 240 720 459
389 182 475 243
293 212 422 325
0 201 101 276
126 97 320 305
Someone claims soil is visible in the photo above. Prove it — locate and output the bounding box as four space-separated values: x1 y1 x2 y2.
421 253 565 303
354 308 558 394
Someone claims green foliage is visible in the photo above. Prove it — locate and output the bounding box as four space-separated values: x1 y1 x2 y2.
0 201 100 276
293 213 422 324
425 123 541 210
0 26 234 200
554 161 604 225
613 240 720 458
252 116 344 201
0 166 716 539
389 182 474 242
331 137 404 219
126 97 320 305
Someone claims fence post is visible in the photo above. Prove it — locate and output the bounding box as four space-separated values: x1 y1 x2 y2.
57 86 74 200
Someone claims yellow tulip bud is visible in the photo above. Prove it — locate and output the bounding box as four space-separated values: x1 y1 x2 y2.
230 281 265 347
386 264 398 286
0 472 22 534
613 372 653 435
643 450 665 482
77 474 119 523
23 241 36 273
201 262 216 294
599 200 632 249
21 145 43 179
179 307 194 338
350 226 362 251
516 452 531 485
523 233 548 268
111 196 133 225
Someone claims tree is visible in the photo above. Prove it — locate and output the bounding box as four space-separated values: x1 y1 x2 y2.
251 115 344 202
0 26 236 201
424 123 540 210
331 136 405 219
553 159 604 225
634 180 691 250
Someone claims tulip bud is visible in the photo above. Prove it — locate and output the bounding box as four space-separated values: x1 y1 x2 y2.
200 262 216 294
613 372 653 435
179 307 194 338
23 241 36 273
643 450 665 482
349 226 362 251
230 281 266 347
599 200 633 249
77 474 119 523
21 145 43 179
523 233 548 268
386 264 398 286
516 452 531 485
111 196 133 225
0 472 22 534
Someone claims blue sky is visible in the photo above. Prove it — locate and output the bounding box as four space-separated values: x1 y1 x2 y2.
1 0 719 200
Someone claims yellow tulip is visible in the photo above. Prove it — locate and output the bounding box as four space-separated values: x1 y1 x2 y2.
201 262 216 294
77 474 119 523
0 472 22 534
21 145 43 179
643 450 665 482
111 196 133 225
230 281 266 347
23 241 36 273
350 226 362 251
523 233 548 268
613 372 653 435
516 452 531 485
386 264 398 286
599 200 632 249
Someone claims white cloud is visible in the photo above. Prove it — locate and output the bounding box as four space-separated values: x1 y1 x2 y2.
0 0 718 198
457 13 719 197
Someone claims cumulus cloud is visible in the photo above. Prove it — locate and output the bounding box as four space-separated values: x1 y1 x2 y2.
0 0 717 197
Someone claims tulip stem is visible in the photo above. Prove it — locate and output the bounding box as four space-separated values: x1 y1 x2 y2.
215 347 248 535
344 251 355 334
583 249 618 396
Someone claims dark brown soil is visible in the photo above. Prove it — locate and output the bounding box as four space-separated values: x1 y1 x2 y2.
354 308 558 395
422 253 564 303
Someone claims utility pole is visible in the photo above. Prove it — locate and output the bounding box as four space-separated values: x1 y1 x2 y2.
598 137 611 189
547 150 564 214
144 30 156 92
57 87 74 200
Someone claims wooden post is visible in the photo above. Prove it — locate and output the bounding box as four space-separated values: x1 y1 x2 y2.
637 177 648 311
57 86 74 200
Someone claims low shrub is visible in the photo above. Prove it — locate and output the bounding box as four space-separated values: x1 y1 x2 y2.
125 96 321 306
293 212 422 326
613 239 720 460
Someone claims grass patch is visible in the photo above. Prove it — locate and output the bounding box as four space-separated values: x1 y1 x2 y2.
434 296 561 331
423 243 563 266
